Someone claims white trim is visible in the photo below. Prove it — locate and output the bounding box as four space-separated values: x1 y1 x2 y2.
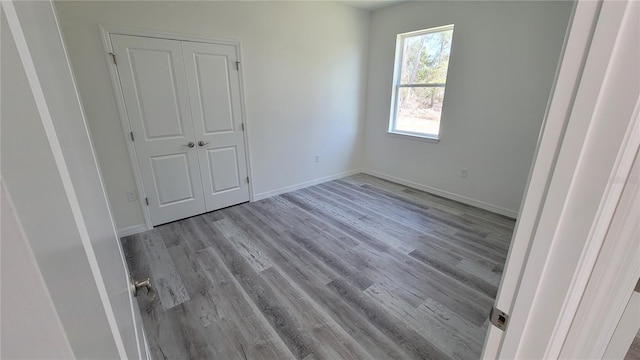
3 2 127 357
99 25 255 230
562 146 639 357
100 24 241 46
99 26 154 230
399 24 455 38
52 8 147 359
551 6 640 352
362 169 518 218
388 24 454 139
481 0 593 356
0 179 75 356
490 0 639 357
386 131 440 143
234 40 255 203
253 169 363 201
117 224 149 238
142 323 153 360
603 292 640 359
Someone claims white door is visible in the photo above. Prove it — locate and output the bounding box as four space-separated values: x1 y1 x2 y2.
2 1 147 358
111 34 206 226
112 35 250 225
603 290 640 359
483 0 639 357
182 41 251 211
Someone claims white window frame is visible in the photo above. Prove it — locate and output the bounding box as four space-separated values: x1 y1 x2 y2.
388 24 454 141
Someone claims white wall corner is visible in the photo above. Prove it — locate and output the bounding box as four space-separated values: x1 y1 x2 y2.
253 169 365 201
362 169 519 219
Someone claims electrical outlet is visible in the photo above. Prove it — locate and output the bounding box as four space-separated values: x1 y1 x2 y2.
126 190 138 202
315 155 320 163
460 168 468 178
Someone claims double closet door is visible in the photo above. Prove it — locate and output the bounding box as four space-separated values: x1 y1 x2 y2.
111 34 250 226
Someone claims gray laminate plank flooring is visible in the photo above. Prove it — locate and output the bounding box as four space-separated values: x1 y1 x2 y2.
122 174 515 360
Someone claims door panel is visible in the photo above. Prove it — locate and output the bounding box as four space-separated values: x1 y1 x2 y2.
150 153 197 206
206 146 241 193
3 3 149 357
130 48 186 139
604 291 640 359
111 34 205 225
192 54 235 134
182 41 250 211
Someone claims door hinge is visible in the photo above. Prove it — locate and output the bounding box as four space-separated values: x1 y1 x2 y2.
241 123 245 131
236 61 240 71
145 197 149 206
130 131 135 141
489 306 509 331
109 52 117 65
246 177 250 184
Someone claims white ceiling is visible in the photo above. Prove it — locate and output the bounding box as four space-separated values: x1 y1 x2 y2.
186 0 409 12
340 0 408 11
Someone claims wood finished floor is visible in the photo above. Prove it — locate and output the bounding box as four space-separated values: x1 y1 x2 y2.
122 174 515 360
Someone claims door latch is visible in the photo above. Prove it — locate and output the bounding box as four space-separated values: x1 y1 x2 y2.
132 277 156 301
489 306 509 331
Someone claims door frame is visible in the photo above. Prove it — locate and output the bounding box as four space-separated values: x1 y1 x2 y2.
3 1 148 357
99 25 255 231
483 0 640 357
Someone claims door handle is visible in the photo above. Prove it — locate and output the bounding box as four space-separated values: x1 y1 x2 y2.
131 277 156 301
198 141 210 147
183 142 195 148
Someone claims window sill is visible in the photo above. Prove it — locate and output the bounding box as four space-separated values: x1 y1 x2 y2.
387 131 440 143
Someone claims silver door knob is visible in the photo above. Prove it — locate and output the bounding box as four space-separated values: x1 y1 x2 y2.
132 277 156 301
198 141 210 147
184 142 195 148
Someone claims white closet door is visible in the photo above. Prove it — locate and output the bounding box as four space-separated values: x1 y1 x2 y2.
182 41 250 211
111 35 205 226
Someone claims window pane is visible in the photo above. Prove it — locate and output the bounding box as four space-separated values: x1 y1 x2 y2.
400 30 453 85
394 86 444 136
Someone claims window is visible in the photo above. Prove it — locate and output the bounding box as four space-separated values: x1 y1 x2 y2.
389 25 454 140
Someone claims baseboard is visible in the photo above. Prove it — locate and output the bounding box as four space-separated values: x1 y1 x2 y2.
118 224 148 238
362 169 519 219
117 168 516 235
117 170 362 235
253 169 363 201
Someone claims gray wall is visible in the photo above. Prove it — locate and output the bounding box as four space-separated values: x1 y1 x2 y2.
56 0 573 228
1 5 121 357
363 1 573 216
55 1 370 231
